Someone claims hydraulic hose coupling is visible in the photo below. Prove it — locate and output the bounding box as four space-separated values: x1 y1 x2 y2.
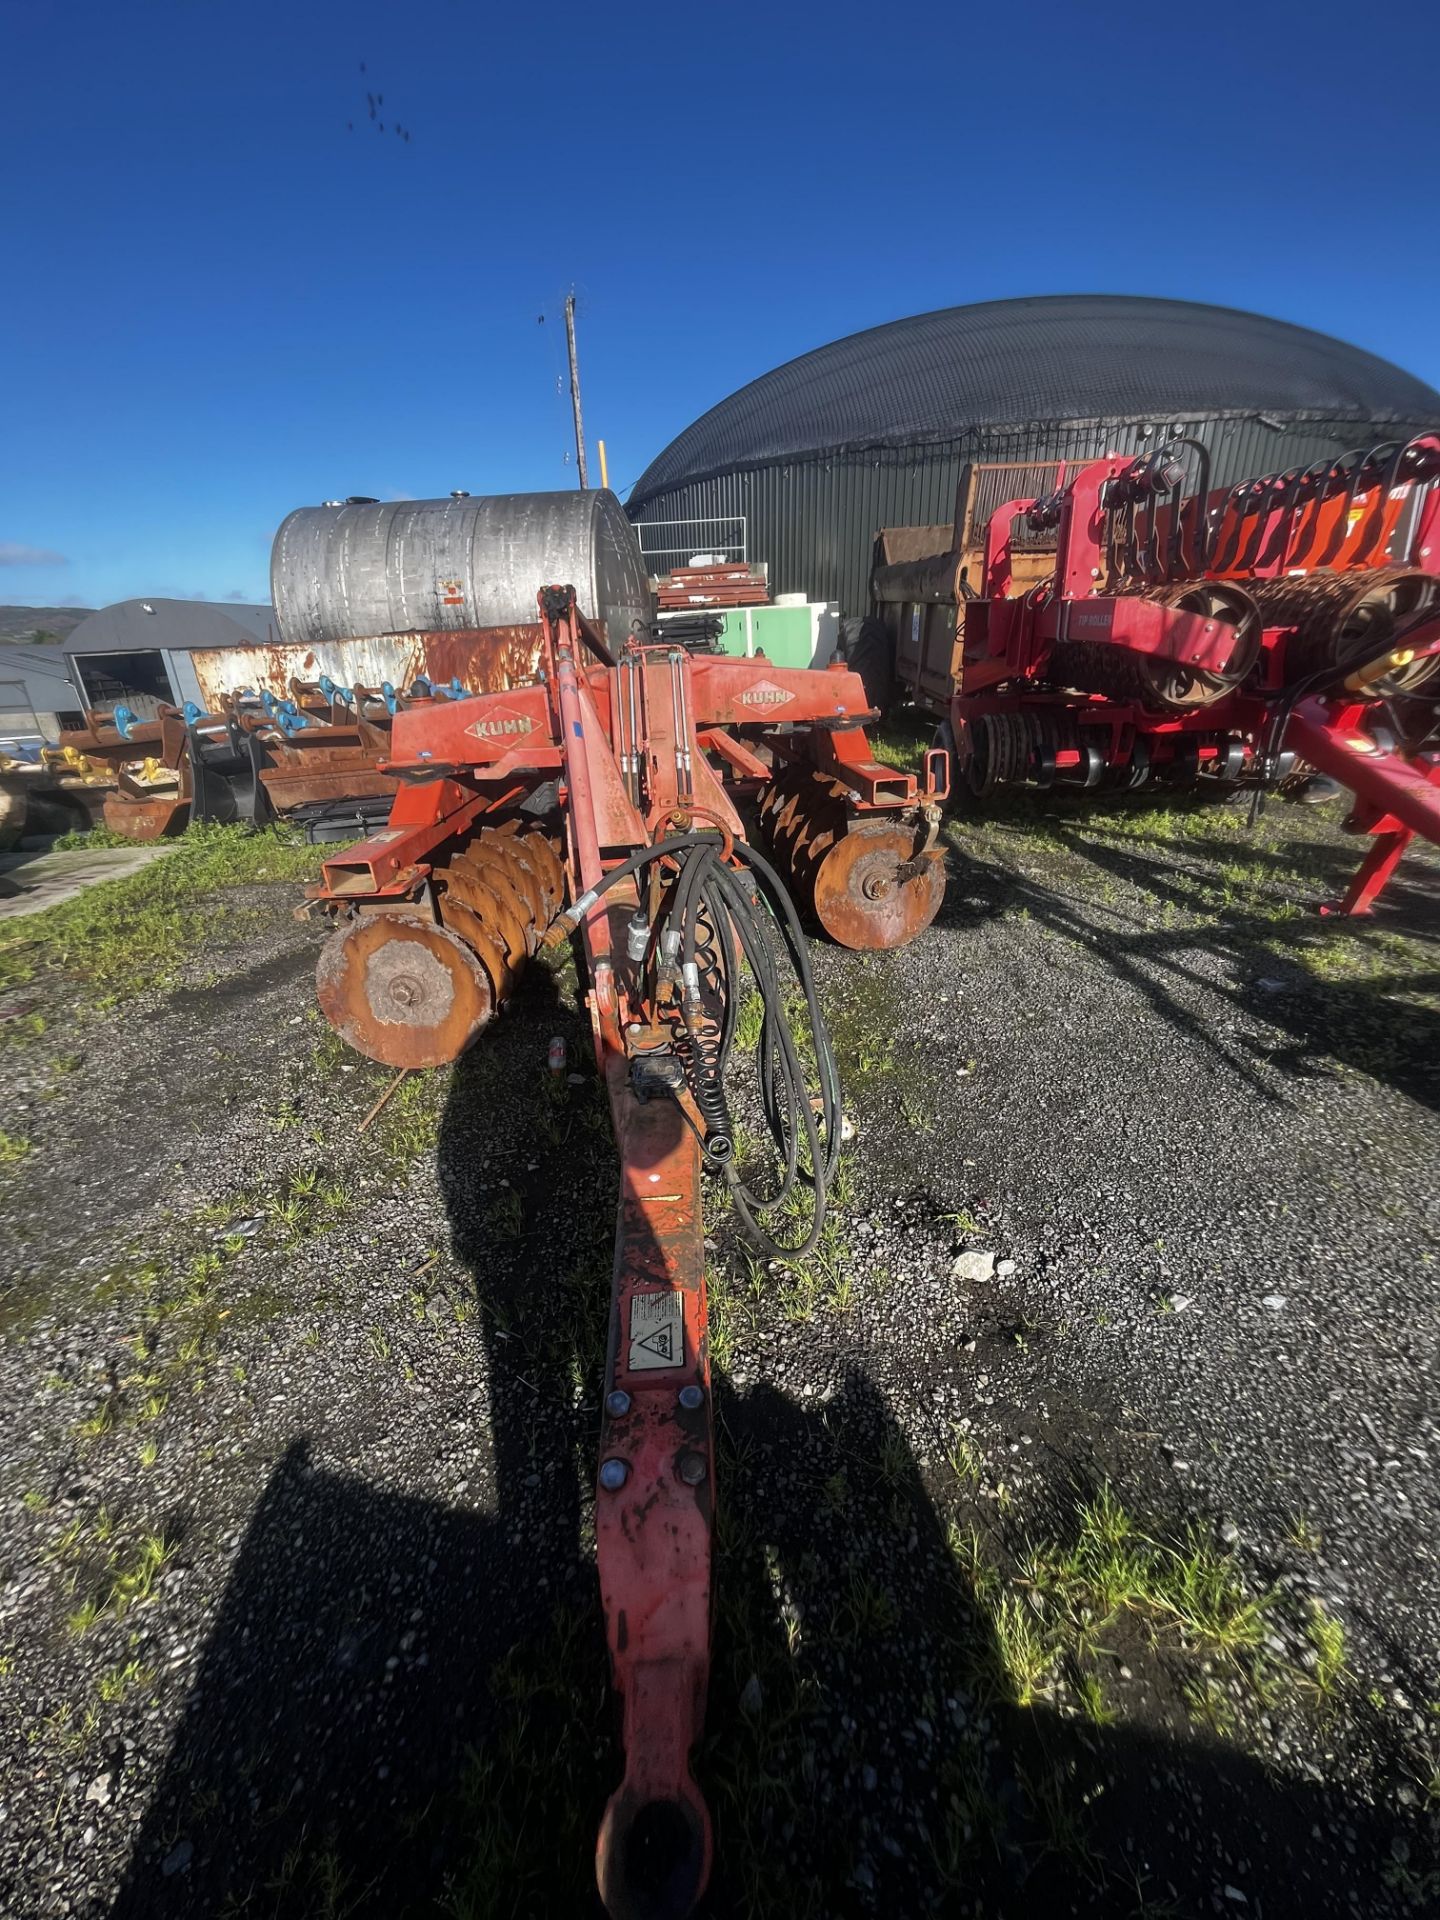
542 886 600 947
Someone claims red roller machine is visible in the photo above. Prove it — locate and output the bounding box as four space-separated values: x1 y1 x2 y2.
881 433 1440 913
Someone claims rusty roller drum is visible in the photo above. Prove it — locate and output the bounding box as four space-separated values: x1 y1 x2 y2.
757 763 945 950
1249 567 1440 696
317 823 564 1067
1048 581 1261 712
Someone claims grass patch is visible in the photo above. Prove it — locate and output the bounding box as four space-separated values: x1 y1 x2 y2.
867 720 930 774
443 1606 605 1919
97 1655 155 1705
0 1129 33 1164
49 823 139 851
374 1069 445 1167
949 1484 1280 1722
1305 1599 1349 1699
62 1526 176 1636
0 823 330 1002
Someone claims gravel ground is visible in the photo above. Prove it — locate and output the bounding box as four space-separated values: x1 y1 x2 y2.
0 798 1437 1920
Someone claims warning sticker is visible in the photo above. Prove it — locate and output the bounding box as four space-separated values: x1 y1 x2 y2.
628 1291 683 1371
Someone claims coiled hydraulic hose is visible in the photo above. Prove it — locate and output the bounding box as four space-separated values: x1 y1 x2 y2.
546 831 843 1260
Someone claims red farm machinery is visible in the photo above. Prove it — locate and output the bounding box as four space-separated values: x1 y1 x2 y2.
869 432 1440 914
305 575 946 1917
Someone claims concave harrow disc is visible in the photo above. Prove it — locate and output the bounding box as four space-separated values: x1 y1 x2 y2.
806 818 946 950
317 909 495 1069
760 766 944 951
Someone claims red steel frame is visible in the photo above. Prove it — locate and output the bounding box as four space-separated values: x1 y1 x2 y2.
312 592 941 1918
947 436 1440 914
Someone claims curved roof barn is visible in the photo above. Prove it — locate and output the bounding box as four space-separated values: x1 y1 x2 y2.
628 295 1440 611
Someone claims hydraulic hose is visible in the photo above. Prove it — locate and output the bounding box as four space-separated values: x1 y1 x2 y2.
545 829 844 1261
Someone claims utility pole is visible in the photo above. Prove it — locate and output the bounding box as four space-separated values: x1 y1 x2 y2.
564 292 589 490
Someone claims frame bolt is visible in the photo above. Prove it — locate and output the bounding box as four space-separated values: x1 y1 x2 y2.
676 1451 708 1486
678 1385 704 1411
599 1458 629 1491
605 1390 632 1418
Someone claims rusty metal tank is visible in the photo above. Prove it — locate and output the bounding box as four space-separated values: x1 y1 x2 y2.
270 490 653 649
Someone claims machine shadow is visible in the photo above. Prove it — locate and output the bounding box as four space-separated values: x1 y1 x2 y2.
107 1376 1425 1918
109 961 1424 1918
982 815 1440 1114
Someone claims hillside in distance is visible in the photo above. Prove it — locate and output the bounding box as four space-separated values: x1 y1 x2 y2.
0 606 94 645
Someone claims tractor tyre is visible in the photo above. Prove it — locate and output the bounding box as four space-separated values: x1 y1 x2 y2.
841 616 896 717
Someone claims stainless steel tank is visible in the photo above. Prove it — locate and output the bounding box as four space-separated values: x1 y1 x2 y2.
270 490 653 648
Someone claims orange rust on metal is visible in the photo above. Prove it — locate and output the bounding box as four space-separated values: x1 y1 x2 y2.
807 816 946 950
258 766 398 808
101 791 189 840
758 763 945 950
416 626 542 694
190 626 541 715
316 910 494 1068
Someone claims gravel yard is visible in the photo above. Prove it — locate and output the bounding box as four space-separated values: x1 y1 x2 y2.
1 794 1438 1919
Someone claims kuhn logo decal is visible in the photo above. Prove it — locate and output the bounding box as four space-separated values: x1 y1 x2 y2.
738 679 792 709
466 708 533 740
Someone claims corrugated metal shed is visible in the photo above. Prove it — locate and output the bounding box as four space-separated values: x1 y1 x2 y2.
58 599 280 718
628 296 1440 615
0 645 84 715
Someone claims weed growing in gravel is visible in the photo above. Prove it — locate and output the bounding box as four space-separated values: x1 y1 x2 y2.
0 824 331 999
106 1531 174 1614
63 1528 173 1637
1287 1510 1323 1554
1020 1756 1103 1881
375 1070 445 1166
733 990 765 1051
444 1607 604 1920
941 1205 981 1236
944 1425 983 1486
484 1187 525 1242
1183 1672 1239 1737
946 1485 1279 1728
988 1592 1057 1706
97 1655 155 1705
1305 1600 1349 1698
0 1128 33 1163
66 1595 101 1636
263 1835 366 1918
1073 1666 1114 1726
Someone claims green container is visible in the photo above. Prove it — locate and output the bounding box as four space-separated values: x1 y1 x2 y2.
713 605 817 668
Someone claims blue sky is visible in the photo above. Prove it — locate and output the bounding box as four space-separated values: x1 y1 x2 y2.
3 0 1438 609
